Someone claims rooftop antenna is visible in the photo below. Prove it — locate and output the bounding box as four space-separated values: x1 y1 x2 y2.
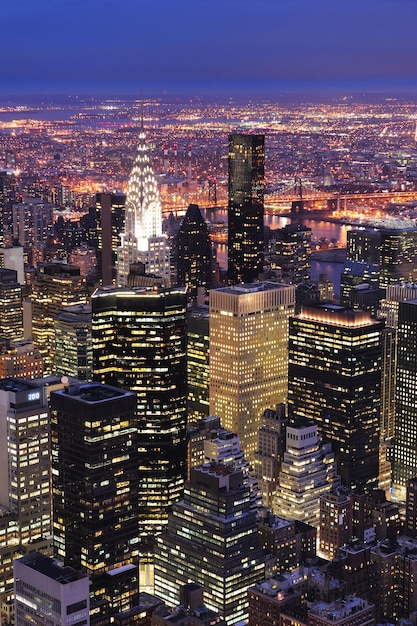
140 89 144 129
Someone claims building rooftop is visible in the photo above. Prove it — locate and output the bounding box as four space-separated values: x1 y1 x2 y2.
106 563 136 577
53 382 134 404
187 304 209 320
93 284 187 298
18 552 87 584
0 378 36 393
310 595 373 621
215 281 292 295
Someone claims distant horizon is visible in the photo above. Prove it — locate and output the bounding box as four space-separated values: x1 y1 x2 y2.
2 79 417 104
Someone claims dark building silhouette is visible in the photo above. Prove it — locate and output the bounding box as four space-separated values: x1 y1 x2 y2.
176 203 213 301
288 304 384 493
96 192 125 286
92 285 188 555
228 134 265 284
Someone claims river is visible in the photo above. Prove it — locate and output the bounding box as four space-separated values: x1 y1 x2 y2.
202 210 349 298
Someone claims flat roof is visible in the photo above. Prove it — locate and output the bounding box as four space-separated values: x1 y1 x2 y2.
53 382 134 404
19 553 87 583
0 378 36 393
215 281 291 296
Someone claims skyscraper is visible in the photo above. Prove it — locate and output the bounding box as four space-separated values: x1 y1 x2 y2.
54 304 92 381
228 133 265 285
176 203 213 301
271 223 312 284
253 405 288 508
0 169 18 247
30 263 88 375
0 378 52 608
210 281 295 460
273 421 340 528
96 191 125 286
117 127 170 287
12 197 54 264
187 304 210 422
50 381 138 619
288 304 384 492
341 226 417 305
0 268 23 340
92 284 188 553
154 464 266 625
392 299 417 500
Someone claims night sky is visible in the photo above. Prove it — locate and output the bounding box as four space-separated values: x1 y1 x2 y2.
2 0 417 96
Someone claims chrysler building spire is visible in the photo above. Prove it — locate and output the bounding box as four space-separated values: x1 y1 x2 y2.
117 125 170 287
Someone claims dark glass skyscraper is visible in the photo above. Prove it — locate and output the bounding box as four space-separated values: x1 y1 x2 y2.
288 304 384 493
96 192 125 286
227 134 265 285
50 382 139 619
176 203 213 302
92 284 188 554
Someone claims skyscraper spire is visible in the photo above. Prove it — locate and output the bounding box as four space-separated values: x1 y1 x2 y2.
117 125 170 287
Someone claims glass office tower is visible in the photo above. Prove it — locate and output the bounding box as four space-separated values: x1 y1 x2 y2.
288 304 384 493
92 285 188 554
228 134 265 285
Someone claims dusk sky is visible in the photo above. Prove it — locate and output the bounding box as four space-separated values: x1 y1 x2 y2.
3 0 417 96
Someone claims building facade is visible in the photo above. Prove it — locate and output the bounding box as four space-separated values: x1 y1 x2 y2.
14 552 90 626
210 282 295 460
96 191 125 286
54 304 92 381
288 304 384 492
392 299 417 500
92 285 188 554
30 263 88 375
0 268 23 340
50 382 139 620
0 378 52 610
228 133 265 285
154 464 266 625
273 421 340 528
187 305 210 422
253 405 288 508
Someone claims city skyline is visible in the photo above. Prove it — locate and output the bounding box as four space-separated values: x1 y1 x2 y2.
2 0 417 97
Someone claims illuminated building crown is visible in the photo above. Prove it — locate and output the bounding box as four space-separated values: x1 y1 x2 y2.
125 126 162 245
117 125 170 287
